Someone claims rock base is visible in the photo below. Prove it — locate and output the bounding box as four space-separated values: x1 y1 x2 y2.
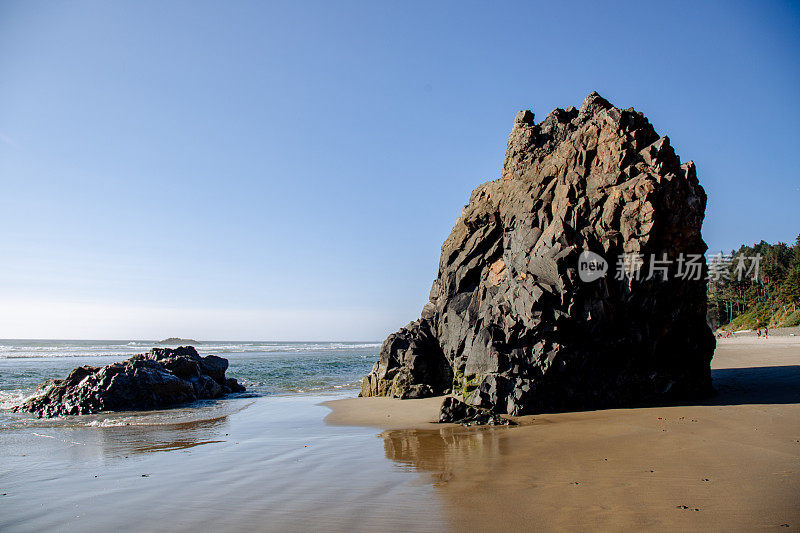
439 397 516 426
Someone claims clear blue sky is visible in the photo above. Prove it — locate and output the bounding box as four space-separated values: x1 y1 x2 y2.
1 1 798 340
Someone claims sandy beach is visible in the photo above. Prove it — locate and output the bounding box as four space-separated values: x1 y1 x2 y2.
326 337 800 531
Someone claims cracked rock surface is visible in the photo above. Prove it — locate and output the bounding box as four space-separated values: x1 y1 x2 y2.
14 346 245 418
361 92 715 415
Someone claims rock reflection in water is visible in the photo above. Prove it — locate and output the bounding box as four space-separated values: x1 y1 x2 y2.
96 414 230 456
381 426 510 486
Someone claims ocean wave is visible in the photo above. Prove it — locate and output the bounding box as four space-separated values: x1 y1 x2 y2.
0 352 141 359
0 342 380 359
0 389 35 410
86 417 137 427
293 381 361 393
196 343 381 354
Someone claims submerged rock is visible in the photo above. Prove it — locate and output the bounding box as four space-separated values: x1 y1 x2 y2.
362 92 715 416
13 346 245 418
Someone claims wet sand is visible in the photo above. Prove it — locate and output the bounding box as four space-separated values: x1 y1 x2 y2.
0 394 448 532
324 395 444 429
325 338 800 531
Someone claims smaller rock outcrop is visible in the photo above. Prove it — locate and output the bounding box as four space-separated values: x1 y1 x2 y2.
157 337 199 345
360 320 452 399
13 346 245 418
439 397 516 426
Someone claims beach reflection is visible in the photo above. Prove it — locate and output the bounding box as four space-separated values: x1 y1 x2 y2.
381 426 511 485
94 414 230 456
4 399 251 459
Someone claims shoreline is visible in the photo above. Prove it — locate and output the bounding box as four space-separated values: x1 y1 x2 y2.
0 391 449 532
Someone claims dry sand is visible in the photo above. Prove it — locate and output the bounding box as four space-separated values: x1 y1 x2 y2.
324 338 800 531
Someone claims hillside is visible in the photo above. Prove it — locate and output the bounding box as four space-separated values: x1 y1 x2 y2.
709 235 800 330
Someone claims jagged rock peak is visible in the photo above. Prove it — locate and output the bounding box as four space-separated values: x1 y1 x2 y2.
502 91 662 184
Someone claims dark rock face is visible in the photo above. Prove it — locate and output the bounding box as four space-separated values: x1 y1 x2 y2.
362 92 715 415
13 346 246 418
360 319 452 399
439 397 515 426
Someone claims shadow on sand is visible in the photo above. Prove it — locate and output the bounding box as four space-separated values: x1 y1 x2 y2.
708 365 800 405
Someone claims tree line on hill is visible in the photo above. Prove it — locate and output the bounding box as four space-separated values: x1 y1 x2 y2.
707 234 800 330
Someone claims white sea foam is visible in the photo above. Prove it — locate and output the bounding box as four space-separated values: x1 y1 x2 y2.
86 417 135 427
0 390 27 410
0 341 380 359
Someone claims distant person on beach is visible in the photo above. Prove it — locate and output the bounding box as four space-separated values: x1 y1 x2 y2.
765 327 769 339
757 328 761 338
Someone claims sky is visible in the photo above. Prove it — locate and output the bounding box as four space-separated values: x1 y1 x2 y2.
1 0 799 341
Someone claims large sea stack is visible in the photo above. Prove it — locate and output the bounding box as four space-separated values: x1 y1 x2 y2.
361 92 715 417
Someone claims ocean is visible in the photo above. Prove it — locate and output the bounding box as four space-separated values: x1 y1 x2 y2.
0 339 380 412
